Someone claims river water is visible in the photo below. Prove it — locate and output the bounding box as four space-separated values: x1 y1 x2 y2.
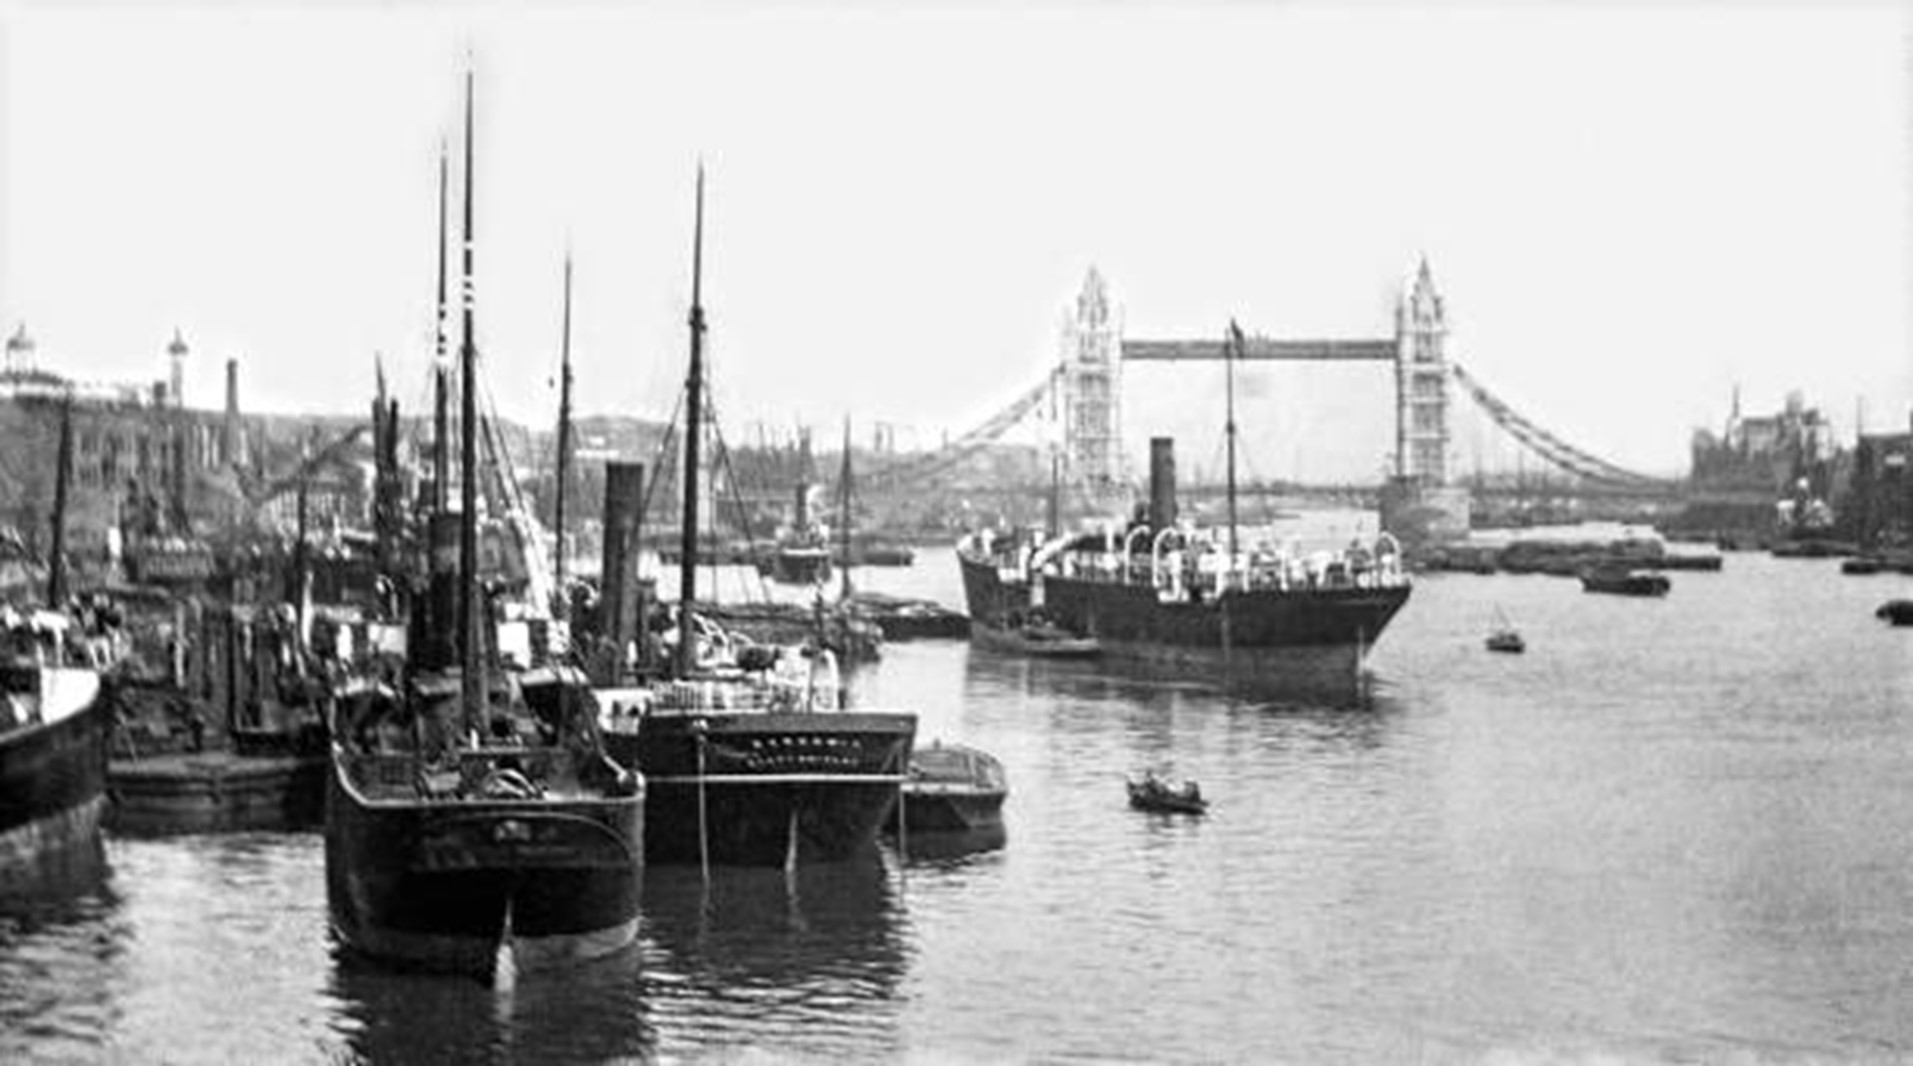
4 541 1911 1063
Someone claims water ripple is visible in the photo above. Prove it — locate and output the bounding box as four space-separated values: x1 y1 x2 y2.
4 549 1911 1060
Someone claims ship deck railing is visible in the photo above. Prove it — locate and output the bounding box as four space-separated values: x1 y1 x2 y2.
1051 550 1410 598
597 674 845 735
342 744 606 802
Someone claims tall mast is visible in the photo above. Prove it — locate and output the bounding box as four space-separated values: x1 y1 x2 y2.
553 252 574 619
459 66 481 722
1225 321 1240 568
433 139 451 515
46 394 73 607
677 165 706 677
372 359 396 580
294 433 311 649
1046 448 1060 541
838 414 853 601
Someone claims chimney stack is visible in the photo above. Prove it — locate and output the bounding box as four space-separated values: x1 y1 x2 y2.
223 358 241 465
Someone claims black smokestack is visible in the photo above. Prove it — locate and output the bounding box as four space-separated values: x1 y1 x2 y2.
1148 437 1177 532
598 461 645 680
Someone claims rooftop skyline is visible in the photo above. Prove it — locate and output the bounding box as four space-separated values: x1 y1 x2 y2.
1 3 1906 481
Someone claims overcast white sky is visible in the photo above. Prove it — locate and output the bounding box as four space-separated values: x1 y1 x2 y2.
0 2 1906 480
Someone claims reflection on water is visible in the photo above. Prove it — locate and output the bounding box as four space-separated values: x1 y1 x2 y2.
956 638 1404 771
4 548 1913 1060
0 832 111 913
897 824 1007 865
0 847 124 1066
640 859 909 1059
960 639 1384 714
327 938 652 1065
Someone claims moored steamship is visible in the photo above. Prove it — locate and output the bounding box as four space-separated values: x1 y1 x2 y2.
959 325 1411 693
591 169 914 868
324 72 643 974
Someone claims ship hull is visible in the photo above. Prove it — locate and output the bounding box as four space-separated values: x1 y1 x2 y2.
957 550 1032 627
0 673 109 894
759 548 833 586
969 620 1100 659
898 787 1005 832
325 760 644 974
959 546 1410 692
607 712 913 867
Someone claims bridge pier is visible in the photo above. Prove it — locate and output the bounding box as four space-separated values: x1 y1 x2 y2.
1379 478 1471 546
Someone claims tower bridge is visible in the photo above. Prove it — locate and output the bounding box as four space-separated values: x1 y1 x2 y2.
863 261 1680 542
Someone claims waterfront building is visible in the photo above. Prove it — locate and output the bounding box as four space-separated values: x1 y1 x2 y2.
1845 413 1913 548
1689 389 1840 498
0 326 373 570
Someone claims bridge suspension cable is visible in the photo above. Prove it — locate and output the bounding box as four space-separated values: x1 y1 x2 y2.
1450 362 1668 488
862 369 1061 488
850 351 1673 497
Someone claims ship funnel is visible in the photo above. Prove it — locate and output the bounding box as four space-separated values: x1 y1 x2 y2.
1148 437 1178 531
599 461 648 681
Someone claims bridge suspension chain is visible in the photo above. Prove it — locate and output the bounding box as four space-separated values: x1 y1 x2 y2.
1450 362 1666 487
862 368 1061 488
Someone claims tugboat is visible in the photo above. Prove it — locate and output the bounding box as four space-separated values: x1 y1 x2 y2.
324 74 643 974
757 474 834 588
1126 771 1207 816
958 328 1410 693
760 540 833 587
593 169 915 869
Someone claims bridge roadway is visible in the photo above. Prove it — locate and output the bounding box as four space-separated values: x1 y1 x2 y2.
854 478 1766 508
1122 338 1399 362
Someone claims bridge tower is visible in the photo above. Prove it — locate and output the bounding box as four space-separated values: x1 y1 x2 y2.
1381 258 1470 543
1060 267 1126 495
1395 257 1449 483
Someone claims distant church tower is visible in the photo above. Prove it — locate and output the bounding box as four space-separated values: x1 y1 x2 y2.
1060 267 1125 492
5 323 35 375
1394 258 1450 485
167 328 189 408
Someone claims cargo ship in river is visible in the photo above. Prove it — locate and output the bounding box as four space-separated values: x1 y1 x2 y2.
592 169 914 868
325 79 643 974
958 325 1411 692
